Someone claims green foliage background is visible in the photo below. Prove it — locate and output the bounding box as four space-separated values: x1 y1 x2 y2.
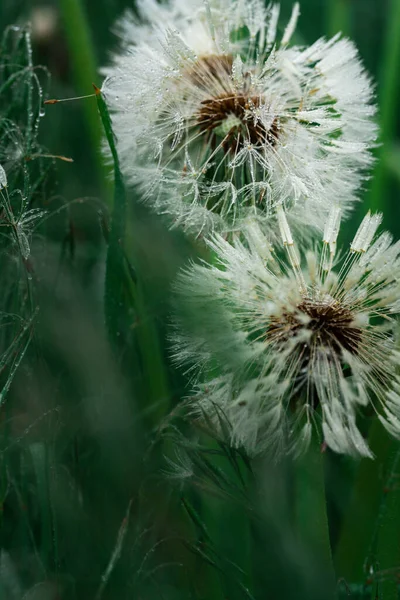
0 1 400 599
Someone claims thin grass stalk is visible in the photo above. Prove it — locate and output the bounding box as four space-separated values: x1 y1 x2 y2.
326 0 351 37
334 419 397 584
95 499 133 600
24 28 33 197
368 0 400 213
58 0 106 193
295 436 337 597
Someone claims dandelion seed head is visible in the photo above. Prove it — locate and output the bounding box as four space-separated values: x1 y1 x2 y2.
173 212 400 458
102 0 377 235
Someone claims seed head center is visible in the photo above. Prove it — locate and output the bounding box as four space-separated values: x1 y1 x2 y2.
189 54 279 153
269 297 362 356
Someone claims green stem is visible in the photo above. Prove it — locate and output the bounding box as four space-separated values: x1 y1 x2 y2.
334 419 397 584
295 437 337 596
368 0 400 213
326 0 351 37
59 0 105 191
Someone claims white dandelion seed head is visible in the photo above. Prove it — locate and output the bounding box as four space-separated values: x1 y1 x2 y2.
102 0 377 236
172 210 400 458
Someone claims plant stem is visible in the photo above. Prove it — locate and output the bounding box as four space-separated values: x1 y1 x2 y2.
295 437 337 596
368 0 400 213
326 0 351 37
334 419 397 584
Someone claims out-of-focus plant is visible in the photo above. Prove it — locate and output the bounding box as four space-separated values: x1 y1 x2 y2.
0 25 51 400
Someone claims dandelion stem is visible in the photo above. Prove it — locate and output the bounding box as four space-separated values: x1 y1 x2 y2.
334 419 397 583
368 0 400 213
295 437 337 596
326 0 351 37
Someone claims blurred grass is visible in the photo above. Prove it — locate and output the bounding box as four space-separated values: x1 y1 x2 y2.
373 449 400 599
326 0 351 37
58 0 107 194
368 0 400 215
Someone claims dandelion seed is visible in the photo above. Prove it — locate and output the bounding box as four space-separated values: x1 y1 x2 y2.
102 0 377 235
0 164 7 189
173 210 400 458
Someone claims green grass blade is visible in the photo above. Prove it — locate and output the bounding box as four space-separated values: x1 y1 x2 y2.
95 86 170 419
94 86 126 347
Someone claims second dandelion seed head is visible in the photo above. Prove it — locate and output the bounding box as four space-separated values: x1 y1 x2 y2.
173 208 400 459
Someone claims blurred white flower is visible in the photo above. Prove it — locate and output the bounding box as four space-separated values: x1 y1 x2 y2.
173 208 400 458
102 0 377 235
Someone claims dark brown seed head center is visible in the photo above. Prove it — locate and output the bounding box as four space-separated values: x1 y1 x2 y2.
188 55 279 153
268 297 362 356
